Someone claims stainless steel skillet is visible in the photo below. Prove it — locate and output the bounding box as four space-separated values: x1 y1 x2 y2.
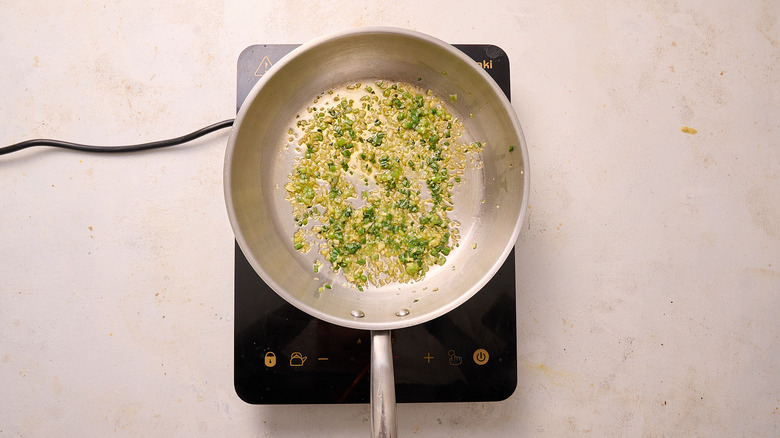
224 27 529 437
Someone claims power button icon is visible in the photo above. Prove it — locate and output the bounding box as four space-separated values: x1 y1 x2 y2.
473 349 489 365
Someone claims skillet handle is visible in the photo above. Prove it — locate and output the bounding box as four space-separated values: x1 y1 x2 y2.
370 330 397 438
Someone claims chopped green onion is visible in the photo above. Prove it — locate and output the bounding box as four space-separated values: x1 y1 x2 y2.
284 80 485 289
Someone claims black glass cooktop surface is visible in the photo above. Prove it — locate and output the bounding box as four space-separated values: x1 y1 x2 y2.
234 43 517 404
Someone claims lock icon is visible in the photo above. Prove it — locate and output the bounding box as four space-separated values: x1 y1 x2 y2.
264 351 276 367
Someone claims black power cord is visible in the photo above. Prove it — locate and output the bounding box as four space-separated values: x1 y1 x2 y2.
0 119 234 156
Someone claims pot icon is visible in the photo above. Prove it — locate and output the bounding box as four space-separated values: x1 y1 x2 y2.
290 352 307 367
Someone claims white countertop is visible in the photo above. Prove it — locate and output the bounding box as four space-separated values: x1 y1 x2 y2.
2 1 778 436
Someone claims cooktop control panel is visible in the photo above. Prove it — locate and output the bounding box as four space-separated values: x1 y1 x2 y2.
234 44 517 404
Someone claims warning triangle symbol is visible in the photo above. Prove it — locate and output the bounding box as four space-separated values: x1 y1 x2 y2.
254 56 273 77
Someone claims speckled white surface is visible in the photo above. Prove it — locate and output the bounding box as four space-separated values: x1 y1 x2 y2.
1 0 778 436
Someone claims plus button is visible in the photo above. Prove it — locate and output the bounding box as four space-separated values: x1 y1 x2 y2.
423 353 434 363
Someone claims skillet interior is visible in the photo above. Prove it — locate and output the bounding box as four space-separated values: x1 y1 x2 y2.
225 28 528 330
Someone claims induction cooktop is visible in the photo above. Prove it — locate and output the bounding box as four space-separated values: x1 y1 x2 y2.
234 43 517 404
